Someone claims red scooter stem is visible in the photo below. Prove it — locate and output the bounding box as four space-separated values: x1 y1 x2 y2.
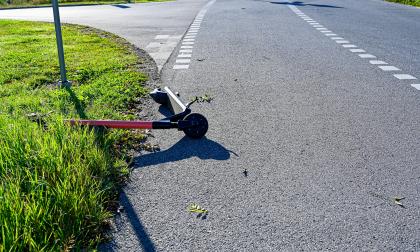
66 119 177 129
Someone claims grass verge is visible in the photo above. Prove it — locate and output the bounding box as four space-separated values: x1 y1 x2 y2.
386 0 420 7
0 0 168 9
0 20 149 250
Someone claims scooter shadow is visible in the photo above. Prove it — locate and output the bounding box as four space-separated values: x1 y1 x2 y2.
134 136 233 168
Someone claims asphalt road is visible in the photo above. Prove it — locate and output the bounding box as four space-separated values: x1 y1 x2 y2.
110 0 420 251
2 0 419 250
0 0 208 70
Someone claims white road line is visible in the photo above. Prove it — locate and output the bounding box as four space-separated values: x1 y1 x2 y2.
176 59 191 63
183 39 195 42
173 65 189 70
179 49 193 53
394 74 417 80
184 36 196 39
350 49 366 53
342 44 357 48
369 60 387 64
358 54 376 58
178 54 192 58
181 46 193 49
378 66 400 71
154 35 170 39
146 42 162 48
182 42 194 45
290 5 420 92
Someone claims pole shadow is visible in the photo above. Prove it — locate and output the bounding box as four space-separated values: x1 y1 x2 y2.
111 4 131 8
270 1 343 8
99 192 156 252
134 136 234 168
64 86 87 119
119 192 156 252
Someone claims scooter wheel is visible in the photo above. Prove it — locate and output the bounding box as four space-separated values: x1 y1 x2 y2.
182 113 208 139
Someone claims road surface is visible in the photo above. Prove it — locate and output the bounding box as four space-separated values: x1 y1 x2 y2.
113 0 420 251
2 0 419 251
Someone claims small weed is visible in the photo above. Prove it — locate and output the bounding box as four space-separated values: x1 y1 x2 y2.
191 94 214 103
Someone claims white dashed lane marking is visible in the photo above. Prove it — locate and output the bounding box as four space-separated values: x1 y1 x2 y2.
288 4 419 92
350 49 366 53
154 35 170 39
378 66 400 71
173 65 189 69
359 54 376 58
369 60 387 64
176 59 191 63
394 74 417 80
178 54 192 58
173 0 215 70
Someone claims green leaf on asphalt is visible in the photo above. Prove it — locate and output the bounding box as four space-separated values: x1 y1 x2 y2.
188 203 208 214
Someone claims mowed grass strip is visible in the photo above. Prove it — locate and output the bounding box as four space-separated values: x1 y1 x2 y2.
386 0 420 7
0 20 148 250
0 0 168 9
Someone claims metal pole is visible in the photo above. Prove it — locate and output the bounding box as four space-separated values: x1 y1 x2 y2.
52 0 70 87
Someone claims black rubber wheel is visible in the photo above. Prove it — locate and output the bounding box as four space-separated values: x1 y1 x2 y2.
182 113 208 139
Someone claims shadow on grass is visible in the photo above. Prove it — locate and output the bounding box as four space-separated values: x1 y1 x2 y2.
62 86 156 250
270 1 343 8
134 136 233 168
64 86 87 119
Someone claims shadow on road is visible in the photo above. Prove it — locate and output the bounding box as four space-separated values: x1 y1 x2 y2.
134 136 234 168
270 1 343 8
120 192 156 252
100 192 156 252
112 4 131 8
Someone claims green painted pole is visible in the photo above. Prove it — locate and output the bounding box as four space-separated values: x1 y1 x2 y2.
52 0 70 87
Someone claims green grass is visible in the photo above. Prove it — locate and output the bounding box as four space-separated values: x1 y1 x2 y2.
0 20 149 250
0 0 168 9
386 0 420 7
